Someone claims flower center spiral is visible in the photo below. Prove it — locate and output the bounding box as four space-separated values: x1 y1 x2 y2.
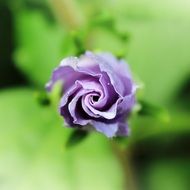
92 95 99 102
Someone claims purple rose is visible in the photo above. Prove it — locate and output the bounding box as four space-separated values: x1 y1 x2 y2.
46 51 137 137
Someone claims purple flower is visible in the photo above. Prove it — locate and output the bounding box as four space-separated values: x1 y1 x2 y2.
46 51 137 137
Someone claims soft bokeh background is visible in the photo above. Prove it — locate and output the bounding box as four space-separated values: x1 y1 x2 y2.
0 0 190 190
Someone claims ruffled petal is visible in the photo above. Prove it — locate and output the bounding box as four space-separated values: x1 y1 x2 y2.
98 53 133 79
98 57 127 97
68 89 92 125
116 123 129 136
98 53 134 96
85 97 122 119
92 121 118 138
59 82 81 126
46 56 100 92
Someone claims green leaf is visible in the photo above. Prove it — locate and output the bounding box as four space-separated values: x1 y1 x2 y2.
0 88 123 190
138 100 170 123
121 17 190 105
141 159 190 190
70 30 86 55
87 27 129 55
13 11 69 87
34 90 50 106
66 129 88 148
48 81 63 108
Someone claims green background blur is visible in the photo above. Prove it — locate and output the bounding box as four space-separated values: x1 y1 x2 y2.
0 0 190 190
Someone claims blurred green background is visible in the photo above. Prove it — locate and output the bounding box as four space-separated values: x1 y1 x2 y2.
0 0 190 190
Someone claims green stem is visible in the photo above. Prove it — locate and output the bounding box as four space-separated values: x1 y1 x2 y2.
111 141 138 190
48 0 85 30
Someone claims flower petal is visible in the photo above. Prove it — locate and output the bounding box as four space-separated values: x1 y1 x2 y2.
92 121 118 138
46 56 100 92
116 123 129 136
98 52 133 79
85 97 122 119
68 89 92 125
59 82 81 126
